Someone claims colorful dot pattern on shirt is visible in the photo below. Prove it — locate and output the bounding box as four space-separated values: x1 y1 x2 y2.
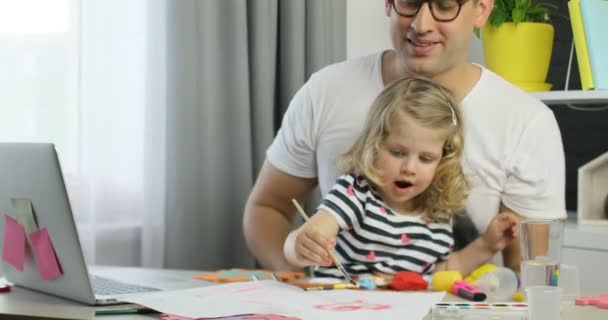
347 185 354 196
366 251 376 261
314 173 454 278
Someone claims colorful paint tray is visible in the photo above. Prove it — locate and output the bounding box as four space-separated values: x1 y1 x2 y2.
193 269 305 283
432 302 528 320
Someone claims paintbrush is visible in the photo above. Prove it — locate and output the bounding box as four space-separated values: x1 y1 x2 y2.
291 199 358 287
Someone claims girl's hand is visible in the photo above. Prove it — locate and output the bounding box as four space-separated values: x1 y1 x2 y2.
283 223 336 268
481 211 519 254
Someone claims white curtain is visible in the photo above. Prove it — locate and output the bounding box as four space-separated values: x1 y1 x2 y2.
0 0 166 267
163 0 346 270
0 0 345 270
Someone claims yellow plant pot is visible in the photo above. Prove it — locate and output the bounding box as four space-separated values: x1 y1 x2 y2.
482 22 554 90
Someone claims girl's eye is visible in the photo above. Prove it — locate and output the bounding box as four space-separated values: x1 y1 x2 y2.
390 149 403 157
420 156 433 163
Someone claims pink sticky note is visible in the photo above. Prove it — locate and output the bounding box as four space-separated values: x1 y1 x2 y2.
29 228 62 280
2 214 26 271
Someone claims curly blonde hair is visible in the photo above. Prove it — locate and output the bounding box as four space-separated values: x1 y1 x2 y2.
337 76 468 222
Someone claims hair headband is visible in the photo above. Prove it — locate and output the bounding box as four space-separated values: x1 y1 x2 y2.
449 104 457 126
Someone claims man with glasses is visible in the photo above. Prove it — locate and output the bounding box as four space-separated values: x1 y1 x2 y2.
392 0 470 22
244 0 566 274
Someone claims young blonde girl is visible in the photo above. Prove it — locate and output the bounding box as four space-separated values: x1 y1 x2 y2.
284 76 518 279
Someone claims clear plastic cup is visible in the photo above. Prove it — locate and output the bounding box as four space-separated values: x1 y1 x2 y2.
526 286 563 320
520 219 564 291
558 264 580 306
472 267 519 301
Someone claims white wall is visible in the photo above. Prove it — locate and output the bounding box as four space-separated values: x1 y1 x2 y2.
346 1 391 59
346 0 484 65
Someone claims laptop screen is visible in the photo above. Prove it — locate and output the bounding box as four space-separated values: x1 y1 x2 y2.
0 143 97 304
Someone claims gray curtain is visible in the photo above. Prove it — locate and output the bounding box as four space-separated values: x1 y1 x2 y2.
164 0 346 270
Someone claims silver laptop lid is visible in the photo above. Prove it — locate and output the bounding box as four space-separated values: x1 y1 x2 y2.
0 143 97 305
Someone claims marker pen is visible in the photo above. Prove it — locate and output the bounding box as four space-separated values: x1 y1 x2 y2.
304 286 337 291
451 280 486 301
304 283 358 291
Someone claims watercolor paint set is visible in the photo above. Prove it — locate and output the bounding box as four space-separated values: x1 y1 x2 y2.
432 302 528 320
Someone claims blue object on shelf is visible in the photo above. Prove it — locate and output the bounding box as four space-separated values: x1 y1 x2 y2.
580 0 608 89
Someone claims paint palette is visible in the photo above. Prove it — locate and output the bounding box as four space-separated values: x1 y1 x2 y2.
431 302 528 320
193 269 305 283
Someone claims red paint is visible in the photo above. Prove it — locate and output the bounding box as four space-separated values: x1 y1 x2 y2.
314 300 391 311
390 271 428 291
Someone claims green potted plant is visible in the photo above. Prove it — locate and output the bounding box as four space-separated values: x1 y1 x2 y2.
481 0 560 92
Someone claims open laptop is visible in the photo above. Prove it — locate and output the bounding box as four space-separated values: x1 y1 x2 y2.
0 143 206 305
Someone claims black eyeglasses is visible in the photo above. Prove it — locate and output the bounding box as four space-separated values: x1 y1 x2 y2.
390 0 469 22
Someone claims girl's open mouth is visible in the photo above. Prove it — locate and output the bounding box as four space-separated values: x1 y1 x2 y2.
394 180 413 189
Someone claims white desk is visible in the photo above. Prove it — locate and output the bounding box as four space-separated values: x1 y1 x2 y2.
0 266 606 319
0 266 203 320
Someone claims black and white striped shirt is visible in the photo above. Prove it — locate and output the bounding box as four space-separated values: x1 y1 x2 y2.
314 173 454 278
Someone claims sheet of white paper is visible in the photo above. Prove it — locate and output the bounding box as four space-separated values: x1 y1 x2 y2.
122 280 445 320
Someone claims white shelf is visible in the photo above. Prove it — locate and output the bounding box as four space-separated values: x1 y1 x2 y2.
532 90 608 105
565 219 608 252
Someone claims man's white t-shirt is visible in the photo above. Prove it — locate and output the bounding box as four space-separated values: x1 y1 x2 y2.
267 52 566 233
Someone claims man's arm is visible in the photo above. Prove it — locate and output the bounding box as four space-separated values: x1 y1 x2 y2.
500 203 522 272
499 111 566 272
243 161 318 271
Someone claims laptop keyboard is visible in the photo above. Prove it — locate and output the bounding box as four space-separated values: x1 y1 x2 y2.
91 275 161 296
